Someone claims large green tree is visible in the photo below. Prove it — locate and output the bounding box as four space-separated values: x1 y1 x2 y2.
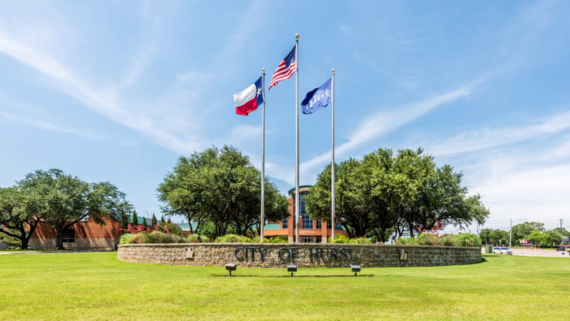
479 228 510 245
158 146 289 237
305 148 489 242
18 169 132 250
511 222 546 243
0 187 40 249
304 160 374 238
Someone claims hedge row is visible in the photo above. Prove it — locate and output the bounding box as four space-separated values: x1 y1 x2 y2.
396 233 482 247
119 232 481 247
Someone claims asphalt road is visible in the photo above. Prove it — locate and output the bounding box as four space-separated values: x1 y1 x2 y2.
483 248 570 257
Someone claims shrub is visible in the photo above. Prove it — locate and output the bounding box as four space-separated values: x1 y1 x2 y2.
397 233 481 247
455 233 482 247
441 234 459 246
396 237 417 245
214 234 252 243
119 233 136 244
348 237 373 244
119 231 185 244
328 235 350 243
267 236 288 243
415 233 442 246
186 234 207 242
156 222 186 237
146 231 186 244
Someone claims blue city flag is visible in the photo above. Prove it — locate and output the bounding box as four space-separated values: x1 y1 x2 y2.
301 78 332 114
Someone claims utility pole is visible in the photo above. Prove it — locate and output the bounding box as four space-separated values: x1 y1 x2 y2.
560 219 564 246
509 219 512 248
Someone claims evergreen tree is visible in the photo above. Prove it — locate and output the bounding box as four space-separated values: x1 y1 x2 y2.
132 210 138 226
151 213 157 226
121 214 129 229
160 215 165 223
167 217 172 223
142 217 148 227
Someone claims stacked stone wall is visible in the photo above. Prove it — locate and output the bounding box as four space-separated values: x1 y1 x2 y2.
118 243 481 268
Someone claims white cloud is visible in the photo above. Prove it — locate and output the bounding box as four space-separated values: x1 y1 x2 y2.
0 111 103 140
298 84 474 180
428 109 570 156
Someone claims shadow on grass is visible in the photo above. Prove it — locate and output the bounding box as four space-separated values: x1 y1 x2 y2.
213 274 375 278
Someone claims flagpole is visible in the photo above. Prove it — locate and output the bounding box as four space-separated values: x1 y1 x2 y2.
260 68 266 243
331 68 335 243
295 33 300 244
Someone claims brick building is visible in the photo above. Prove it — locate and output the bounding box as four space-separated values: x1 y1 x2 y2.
263 186 347 243
29 216 123 250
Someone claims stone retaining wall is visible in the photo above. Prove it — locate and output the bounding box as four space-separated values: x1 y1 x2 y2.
118 243 481 268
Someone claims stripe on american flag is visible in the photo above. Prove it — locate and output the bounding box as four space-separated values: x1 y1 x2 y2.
269 46 296 90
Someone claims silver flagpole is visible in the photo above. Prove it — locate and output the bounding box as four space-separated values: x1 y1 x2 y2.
331 68 336 243
260 68 266 243
295 33 300 244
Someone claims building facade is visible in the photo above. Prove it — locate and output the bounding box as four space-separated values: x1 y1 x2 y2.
263 186 347 243
29 216 123 250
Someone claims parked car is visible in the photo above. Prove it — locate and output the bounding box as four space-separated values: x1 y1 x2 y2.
556 246 567 252
492 247 502 254
500 247 513 255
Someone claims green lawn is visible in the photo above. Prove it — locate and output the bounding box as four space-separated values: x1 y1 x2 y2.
1 253 569 320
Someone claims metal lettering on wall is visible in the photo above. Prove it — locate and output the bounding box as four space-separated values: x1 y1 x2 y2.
233 246 354 262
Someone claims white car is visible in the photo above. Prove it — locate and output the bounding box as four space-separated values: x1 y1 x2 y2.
499 247 513 255
492 247 513 255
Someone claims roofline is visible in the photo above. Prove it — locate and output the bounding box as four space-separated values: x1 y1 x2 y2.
287 185 312 196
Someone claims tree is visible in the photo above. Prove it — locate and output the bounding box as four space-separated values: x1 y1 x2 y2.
132 211 139 226
158 145 289 237
160 215 165 223
142 217 148 227
18 169 132 250
479 228 493 245
512 222 546 243
151 213 157 226
0 187 40 249
479 229 510 245
527 229 549 247
304 160 374 238
120 213 129 230
544 230 562 247
305 148 489 242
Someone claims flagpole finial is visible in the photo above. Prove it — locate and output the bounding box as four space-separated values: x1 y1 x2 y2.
295 33 299 39
332 68 335 73
263 67 265 72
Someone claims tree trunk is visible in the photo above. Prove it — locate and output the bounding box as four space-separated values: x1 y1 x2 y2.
55 226 65 250
18 225 29 250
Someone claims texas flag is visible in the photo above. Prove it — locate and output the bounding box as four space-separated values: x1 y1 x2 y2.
233 77 263 116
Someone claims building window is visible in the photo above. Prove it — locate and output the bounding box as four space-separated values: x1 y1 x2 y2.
316 236 322 243
63 229 76 243
299 193 313 229
301 236 313 243
282 218 288 229
327 221 332 230
316 220 322 229
302 214 313 229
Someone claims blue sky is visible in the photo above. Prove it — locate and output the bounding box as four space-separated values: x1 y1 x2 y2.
1 1 569 231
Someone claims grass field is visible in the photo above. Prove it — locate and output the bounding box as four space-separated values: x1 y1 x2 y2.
1 252 569 320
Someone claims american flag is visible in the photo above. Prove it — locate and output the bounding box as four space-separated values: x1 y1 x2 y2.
269 46 296 90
